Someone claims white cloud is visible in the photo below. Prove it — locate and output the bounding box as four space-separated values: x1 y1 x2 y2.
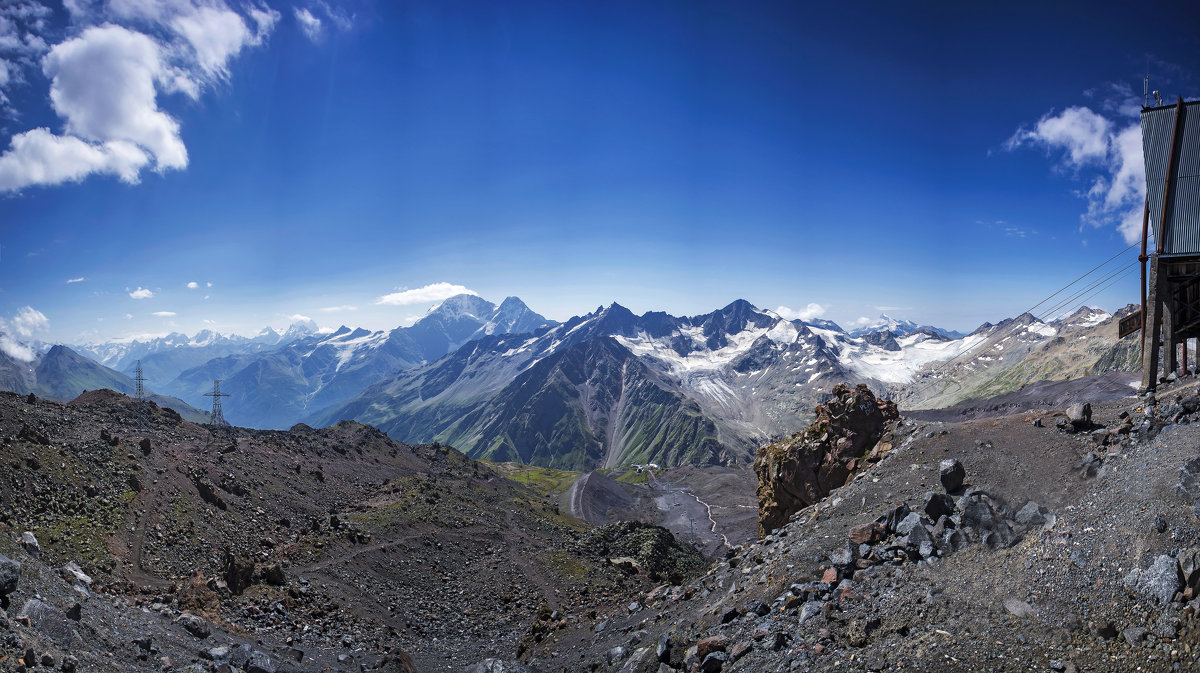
46 25 188 168
186 280 198 288
293 7 322 41
0 0 280 193
151 310 176 316
288 313 312 322
129 286 153 299
0 305 49 361
774 303 826 321
1006 106 1111 166
66 276 85 283
11 305 48 337
1006 102 1146 244
124 313 133 319
294 3 352 43
320 305 357 312
851 316 874 327
0 127 150 191
206 281 211 287
376 282 479 306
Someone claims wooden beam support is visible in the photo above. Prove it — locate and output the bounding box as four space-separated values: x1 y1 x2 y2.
1143 256 1165 391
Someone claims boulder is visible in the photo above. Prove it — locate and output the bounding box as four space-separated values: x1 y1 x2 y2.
1177 456 1200 501
465 661 540 673
18 531 40 558
1178 547 1200 592
1014 501 1045 527
849 522 886 545
1124 555 1183 604
924 492 956 520
0 554 19 597
17 599 82 646
939 459 965 493
1066 402 1092 428
754 384 898 535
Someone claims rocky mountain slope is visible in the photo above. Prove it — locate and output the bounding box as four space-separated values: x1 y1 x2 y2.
316 300 1143 471
522 376 1200 673
0 389 704 672
0 344 205 422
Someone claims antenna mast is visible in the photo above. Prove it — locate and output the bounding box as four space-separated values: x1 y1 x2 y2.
203 379 230 426
133 360 147 401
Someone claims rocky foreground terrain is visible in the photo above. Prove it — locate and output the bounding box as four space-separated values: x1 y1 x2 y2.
3 373 1200 672
0 390 702 672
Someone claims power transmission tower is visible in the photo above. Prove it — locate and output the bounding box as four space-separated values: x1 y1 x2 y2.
133 360 147 401
204 380 230 427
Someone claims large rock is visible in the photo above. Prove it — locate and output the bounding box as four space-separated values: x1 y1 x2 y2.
1177 456 1200 501
939 459 965 493
1066 402 1092 428
17 599 82 646
754 383 898 536
465 661 540 673
1124 555 1183 604
0 554 19 597
18 531 40 558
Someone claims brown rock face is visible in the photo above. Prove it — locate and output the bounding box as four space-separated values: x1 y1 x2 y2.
753 383 899 536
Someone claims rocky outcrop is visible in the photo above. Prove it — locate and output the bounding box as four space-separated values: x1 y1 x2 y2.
754 384 899 536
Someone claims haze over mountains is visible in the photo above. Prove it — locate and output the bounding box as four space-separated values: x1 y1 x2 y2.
1 294 1140 471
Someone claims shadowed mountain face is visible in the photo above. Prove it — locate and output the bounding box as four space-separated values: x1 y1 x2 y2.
0 344 206 421
316 300 1142 471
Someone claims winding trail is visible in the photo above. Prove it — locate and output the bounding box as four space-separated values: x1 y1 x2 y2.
686 492 731 549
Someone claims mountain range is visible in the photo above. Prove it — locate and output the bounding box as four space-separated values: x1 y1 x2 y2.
8 295 1142 471
0 340 207 421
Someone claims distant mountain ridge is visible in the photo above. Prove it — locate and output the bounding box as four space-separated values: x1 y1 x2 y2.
151 295 554 428
315 299 1139 471
0 341 206 421
37 295 1142 472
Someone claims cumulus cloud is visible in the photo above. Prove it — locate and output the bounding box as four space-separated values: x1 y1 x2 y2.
288 313 312 322
376 282 479 306
128 286 153 299
774 303 826 321
1005 101 1147 243
186 280 198 288
0 305 49 361
151 310 175 316
0 0 281 193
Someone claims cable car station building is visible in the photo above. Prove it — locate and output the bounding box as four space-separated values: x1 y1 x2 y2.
1141 98 1200 391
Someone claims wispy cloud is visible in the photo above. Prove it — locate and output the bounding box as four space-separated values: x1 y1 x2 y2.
376 282 478 306
293 8 322 41
774 303 826 321
151 310 176 317
128 286 153 299
66 276 85 283
1004 90 1150 243
293 3 353 43
874 306 911 312
320 305 357 312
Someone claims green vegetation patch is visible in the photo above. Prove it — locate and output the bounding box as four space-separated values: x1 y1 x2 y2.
488 462 579 500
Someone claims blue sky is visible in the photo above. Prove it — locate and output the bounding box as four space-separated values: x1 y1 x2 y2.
0 1 1198 347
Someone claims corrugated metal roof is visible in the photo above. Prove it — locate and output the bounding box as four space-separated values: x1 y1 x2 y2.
1144 101 1200 256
